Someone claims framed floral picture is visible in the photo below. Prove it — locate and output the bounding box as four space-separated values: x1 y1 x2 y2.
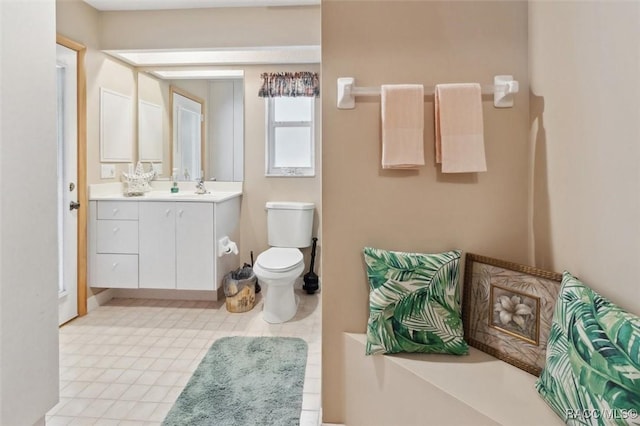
462 253 562 376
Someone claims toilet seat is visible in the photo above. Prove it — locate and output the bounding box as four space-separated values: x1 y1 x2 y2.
256 247 303 273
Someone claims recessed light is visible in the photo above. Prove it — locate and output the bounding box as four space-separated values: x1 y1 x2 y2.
104 46 320 66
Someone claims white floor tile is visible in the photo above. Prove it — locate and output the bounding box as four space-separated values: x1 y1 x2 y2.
300 410 320 426
98 383 130 400
114 369 143 384
140 385 171 403
79 399 114 418
149 402 173 422
303 377 321 394
68 417 97 426
60 381 91 398
124 401 159 421
101 400 137 420
95 368 125 383
77 382 109 399
55 398 95 417
302 393 322 411
48 291 322 425
46 415 75 426
92 419 120 426
134 370 163 386
119 384 151 401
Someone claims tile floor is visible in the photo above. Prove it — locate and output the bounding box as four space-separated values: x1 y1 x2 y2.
47 288 322 426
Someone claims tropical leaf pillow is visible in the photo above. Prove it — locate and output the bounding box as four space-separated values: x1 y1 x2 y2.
536 272 640 425
363 247 468 355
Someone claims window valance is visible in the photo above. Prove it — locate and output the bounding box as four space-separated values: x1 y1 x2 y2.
258 72 320 98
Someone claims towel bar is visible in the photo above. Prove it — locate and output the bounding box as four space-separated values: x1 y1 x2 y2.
336 75 519 109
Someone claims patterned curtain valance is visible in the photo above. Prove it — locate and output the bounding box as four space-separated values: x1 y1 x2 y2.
258 72 320 98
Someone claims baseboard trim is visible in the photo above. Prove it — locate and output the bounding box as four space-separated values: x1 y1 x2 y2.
87 289 115 312
32 415 46 426
112 287 223 301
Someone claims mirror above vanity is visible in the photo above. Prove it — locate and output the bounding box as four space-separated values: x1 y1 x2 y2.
136 69 245 183
102 45 319 185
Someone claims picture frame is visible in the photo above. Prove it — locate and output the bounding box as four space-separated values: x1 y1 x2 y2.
462 253 562 376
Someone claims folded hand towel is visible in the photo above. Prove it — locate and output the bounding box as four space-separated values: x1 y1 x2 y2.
435 83 487 173
381 84 425 169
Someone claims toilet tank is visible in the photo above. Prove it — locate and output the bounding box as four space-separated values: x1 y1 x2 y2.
266 201 315 248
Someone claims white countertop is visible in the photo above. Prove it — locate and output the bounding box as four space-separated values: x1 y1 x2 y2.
89 181 242 203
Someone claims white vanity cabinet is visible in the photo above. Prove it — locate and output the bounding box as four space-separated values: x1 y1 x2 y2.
88 187 241 298
139 202 214 290
89 201 139 288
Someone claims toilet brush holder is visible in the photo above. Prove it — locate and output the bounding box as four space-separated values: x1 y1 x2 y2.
303 237 319 294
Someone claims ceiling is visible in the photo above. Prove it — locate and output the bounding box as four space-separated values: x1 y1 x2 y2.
83 0 319 11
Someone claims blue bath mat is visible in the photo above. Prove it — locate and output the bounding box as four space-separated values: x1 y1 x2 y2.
162 336 308 426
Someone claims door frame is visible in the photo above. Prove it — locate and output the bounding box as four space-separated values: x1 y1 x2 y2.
57 34 87 318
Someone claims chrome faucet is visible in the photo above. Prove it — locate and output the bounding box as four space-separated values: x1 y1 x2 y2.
195 177 209 194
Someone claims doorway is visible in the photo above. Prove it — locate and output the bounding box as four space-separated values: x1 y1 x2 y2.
171 86 204 181
56 35 87 325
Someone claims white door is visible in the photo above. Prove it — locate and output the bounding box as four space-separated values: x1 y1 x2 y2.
56 43 79 325
139 202 176 289
172 92 202 180
176 202 214 290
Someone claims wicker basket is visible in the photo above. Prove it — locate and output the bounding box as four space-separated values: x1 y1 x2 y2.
223 266 257 313
225 282 256 313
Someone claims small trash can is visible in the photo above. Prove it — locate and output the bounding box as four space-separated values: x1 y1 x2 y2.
223 266 257 313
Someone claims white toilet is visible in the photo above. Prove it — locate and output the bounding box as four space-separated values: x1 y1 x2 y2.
253 201 315 323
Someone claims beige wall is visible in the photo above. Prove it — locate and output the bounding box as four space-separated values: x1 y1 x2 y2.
528 1 640 314
321 1 529 422
98 6 320 50
57 0 137 185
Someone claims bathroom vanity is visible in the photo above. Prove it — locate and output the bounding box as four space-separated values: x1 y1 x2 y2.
87 182 241 297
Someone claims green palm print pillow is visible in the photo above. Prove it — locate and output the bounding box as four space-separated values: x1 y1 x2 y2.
536 272 640 425
363 247 468 355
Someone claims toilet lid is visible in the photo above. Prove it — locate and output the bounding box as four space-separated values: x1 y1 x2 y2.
256 248 303 272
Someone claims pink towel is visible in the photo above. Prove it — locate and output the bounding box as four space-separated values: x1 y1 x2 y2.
381 84 425 169
435 83 487 173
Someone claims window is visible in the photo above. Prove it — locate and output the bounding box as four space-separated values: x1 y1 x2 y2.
266 97 315 176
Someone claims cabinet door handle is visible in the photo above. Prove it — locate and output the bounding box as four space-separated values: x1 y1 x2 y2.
178 209 184 218
113 226 120 234
165 209 171 217
112 208 119 216
111 262 118 270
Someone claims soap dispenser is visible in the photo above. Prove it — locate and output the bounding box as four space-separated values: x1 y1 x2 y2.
171 168 179 193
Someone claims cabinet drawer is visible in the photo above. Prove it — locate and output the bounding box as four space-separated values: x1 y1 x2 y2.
94 254 138 288
97 201 138 220
96 220 139 253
